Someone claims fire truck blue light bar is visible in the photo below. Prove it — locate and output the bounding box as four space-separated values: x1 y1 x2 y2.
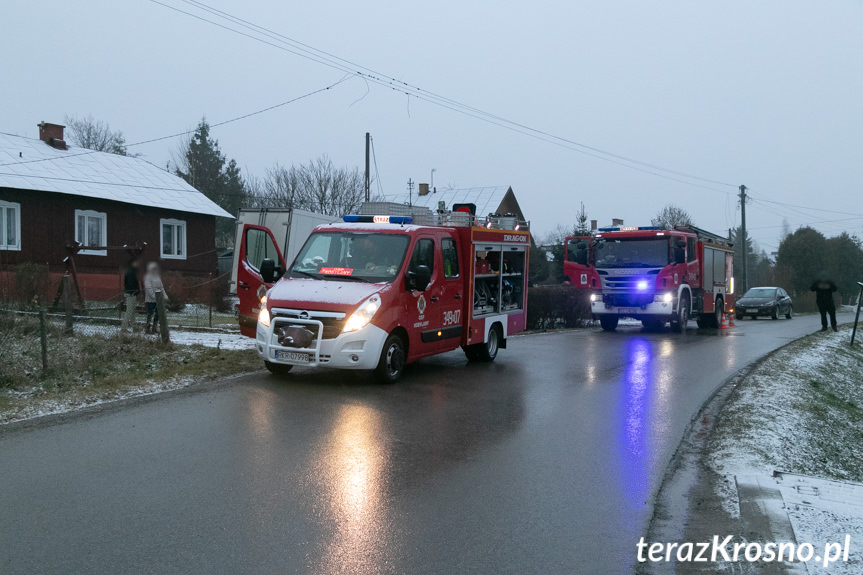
342 215 413 224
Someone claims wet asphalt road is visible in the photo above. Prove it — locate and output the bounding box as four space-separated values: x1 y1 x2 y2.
0 314 833 574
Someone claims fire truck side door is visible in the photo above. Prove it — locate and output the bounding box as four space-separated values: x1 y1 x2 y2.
437 236 465 352
404 236 445 358
565 236 598 288
237 224 286 338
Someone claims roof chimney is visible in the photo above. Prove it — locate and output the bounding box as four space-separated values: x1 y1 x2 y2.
612 218 624 227
418 183 430 196
38 122 67 150
591 219 598 231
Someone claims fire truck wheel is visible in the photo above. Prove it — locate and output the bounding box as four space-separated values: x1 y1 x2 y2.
672 295 690 332
376 333 406 383
599 315 619 332
264 361 293 376
704 298 722 329
475 324 501 362
462 345 480 362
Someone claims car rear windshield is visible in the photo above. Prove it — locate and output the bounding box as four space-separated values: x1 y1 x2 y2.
290 232 410 283
743 288 777 298
594 238 669 268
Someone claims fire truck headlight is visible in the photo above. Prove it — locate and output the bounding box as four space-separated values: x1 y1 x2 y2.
637 280 649 290
258 297 271 328
663 292 674 303
590 293 599 302
343 295 381 333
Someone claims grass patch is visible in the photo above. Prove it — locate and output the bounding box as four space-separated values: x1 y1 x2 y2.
0 313 261 423
708 325 863 482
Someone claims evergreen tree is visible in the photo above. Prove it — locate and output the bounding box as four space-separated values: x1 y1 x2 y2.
775 227 829 296
573 202 591 235
175 119 246 247
826 232 863 304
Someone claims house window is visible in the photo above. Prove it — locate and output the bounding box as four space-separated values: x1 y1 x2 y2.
160 218 186 260
74 209 107 256
0 201 21 251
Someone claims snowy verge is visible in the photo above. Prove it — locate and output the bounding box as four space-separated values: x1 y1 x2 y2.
706 325 863 574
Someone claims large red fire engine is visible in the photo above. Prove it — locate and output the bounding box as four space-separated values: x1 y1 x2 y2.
564 225 734 331
236 211 530 382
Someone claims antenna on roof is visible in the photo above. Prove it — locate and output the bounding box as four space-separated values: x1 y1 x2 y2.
407 178 414 207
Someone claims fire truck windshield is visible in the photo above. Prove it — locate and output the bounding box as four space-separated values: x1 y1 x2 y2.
594 238 670 268
290 232 410 282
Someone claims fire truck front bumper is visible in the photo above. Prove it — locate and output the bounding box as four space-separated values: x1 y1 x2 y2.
256 319 388 370
590 299 676 319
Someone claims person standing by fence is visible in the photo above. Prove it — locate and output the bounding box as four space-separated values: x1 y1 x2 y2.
811 271 838 332
143 262 166 334
122 258 140 333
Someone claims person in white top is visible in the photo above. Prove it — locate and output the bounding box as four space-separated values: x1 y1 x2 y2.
143 262 167 334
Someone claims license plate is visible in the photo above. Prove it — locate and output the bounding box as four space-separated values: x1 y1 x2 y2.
618 307 640 314
746 308 759 313
274 350 311 363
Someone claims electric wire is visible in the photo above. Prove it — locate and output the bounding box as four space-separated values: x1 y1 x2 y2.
148 0 739 191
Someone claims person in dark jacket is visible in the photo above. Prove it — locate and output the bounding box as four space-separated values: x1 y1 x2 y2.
122 258 140 332
811 272 838 332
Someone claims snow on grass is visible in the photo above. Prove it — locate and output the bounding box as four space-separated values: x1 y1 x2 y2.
2 375 199 424
169 331 256 350
706 325 863 574
707 326 863 481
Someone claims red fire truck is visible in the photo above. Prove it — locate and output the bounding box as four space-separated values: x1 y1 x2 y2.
236 212 530 382
564 225 734 331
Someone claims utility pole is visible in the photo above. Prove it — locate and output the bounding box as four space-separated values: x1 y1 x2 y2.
364 132 370 202
739 184 748 293
407 178 414 206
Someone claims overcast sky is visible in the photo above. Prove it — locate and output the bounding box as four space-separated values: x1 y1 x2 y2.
2 0 861 252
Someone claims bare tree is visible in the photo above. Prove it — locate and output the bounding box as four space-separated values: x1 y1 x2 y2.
64 114 128 155
540 224 575 247
651 204 693 230
251 155 367 216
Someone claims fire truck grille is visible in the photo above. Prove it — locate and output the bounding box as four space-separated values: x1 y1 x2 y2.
272 311 346 340
599 274 656 307
609 293 654 307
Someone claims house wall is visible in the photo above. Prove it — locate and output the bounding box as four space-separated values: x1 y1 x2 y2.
0 187 218 301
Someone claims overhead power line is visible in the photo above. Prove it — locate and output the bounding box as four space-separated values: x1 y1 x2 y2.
147 0 738 192
0 78 347 168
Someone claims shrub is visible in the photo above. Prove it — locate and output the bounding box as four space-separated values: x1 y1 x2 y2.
526 286 592 330
0 263 52 308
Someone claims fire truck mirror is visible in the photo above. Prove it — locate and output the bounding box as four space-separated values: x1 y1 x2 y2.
260 258 277 283
406 265 432 292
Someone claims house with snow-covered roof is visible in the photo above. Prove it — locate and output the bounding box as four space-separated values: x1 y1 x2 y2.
0 122 233 301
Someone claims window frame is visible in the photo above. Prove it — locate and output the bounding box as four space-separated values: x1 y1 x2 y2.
441 237 460 279
160 218 187 260
409 238 436 276
0 200 21 251
74 209 107 256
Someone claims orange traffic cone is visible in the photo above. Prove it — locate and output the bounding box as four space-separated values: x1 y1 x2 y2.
720 313 729 329
728 313 736 327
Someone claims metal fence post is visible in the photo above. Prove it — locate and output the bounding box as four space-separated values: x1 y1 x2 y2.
156 289 170 344
39 309 48 374
851 282 863 347
62 275 74 335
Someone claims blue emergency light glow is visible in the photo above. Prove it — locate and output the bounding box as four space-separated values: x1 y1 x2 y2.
342 215 413 224
637 280 649 290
